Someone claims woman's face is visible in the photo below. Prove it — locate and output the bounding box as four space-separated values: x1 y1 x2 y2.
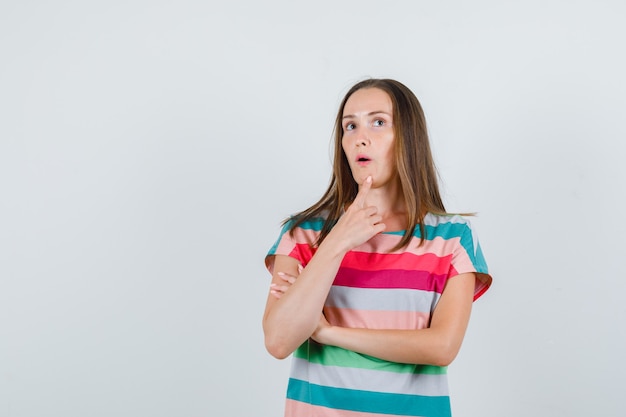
341 87 397 188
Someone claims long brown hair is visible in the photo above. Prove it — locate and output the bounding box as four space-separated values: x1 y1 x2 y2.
287 78 447 250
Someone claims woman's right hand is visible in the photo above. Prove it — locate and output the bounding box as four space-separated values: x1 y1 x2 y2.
326 176 386 252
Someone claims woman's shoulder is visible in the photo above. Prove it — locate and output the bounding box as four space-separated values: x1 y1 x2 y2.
418 212 478 240
423 212 473 227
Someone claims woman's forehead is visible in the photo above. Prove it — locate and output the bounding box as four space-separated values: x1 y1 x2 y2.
343 88 393 117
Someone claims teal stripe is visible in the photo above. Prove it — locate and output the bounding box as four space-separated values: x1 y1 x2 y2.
425 223 464 240
293 342 447 375
391 222 488 274
296 217 326 231
287 378 451 417
380 221 465 240
473 241 488 273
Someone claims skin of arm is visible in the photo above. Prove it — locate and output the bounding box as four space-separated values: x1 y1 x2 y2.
262 250 344 360
311 272 476 366
271 270 476 366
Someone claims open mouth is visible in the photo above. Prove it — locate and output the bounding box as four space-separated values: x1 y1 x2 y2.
356 154 371 163
356 157 371 167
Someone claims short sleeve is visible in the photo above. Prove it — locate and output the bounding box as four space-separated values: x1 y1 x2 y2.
265 218 320 275
449 219 492 301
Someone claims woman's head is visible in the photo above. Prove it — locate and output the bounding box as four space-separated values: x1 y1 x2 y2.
332 79 445 217
289 78 446 249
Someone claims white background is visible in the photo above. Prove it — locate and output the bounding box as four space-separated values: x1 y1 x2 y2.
1 1 625 416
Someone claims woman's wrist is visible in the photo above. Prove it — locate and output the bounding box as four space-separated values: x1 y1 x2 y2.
313 323 338 346
319 230 351 258
315 244 346 266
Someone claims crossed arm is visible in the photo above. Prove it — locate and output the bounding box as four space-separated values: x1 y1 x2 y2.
263 252 476 366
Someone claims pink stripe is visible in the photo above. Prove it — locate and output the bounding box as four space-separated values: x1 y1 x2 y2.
325 306 430 330
271 242 315 268
290 227 320 245
334 267 447 292
273 228 318 266
274 239 296 259
285 399 398 417
450 252 478 277
341 251 452 275
289 243 450 273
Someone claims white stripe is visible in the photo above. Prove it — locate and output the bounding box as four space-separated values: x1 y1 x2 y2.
423 212 470 227
327 286 440 313
290 357 449 397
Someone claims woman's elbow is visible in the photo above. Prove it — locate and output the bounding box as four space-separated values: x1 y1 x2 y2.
263 319 294 359
429 339 462 367
263 316 313 359
264 336 292 360
431 351 457 367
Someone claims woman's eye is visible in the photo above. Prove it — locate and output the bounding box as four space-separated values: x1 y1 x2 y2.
373 119 385 127
344 123 355 131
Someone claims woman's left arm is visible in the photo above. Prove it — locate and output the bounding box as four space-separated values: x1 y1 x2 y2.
313 272 476 367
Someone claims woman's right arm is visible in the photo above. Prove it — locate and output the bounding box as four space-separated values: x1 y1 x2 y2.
262 247 345 359
262 176 384 359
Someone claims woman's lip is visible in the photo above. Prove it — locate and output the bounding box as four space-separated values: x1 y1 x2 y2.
356 159 371 167
355 154 371 166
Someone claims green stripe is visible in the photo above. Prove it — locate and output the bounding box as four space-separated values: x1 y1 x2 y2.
287 378 451 417
293 342 446 375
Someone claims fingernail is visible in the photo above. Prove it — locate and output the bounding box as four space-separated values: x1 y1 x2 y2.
366 176 372 183
277 272 285 276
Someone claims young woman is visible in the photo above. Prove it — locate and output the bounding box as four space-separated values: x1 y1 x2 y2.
263 78 492 417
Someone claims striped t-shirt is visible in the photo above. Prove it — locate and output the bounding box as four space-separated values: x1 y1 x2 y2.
266 213 492 417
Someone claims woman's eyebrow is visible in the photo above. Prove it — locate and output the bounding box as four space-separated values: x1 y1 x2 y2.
342 111 391 119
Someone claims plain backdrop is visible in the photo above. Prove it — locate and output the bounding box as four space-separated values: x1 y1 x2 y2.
1 1 625 416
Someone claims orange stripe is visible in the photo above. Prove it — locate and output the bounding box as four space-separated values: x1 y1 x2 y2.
285 398 409 417
324 306 430 330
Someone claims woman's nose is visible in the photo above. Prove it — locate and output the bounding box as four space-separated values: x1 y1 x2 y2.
355 128 369 146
